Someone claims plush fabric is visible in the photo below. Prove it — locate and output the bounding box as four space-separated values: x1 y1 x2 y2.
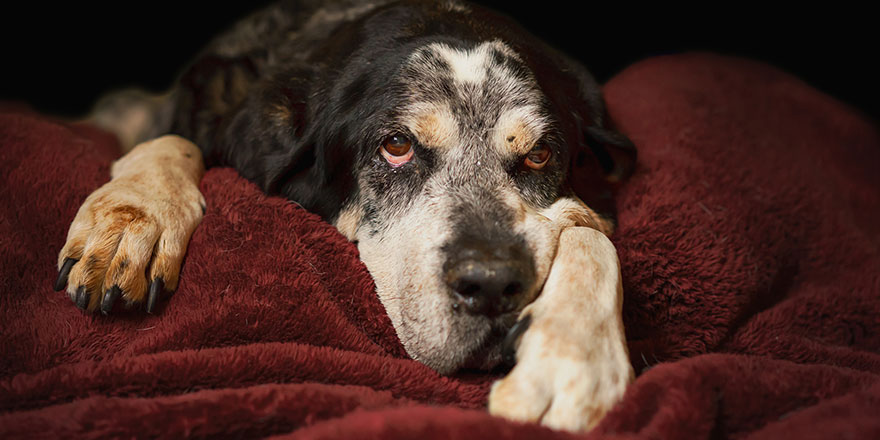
1 53 878 439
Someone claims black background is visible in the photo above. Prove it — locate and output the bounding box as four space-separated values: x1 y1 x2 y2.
3 2 877 122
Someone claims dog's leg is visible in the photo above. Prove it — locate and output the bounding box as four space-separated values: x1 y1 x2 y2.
488 225 633 432
55 135 205 314
88 89 176 153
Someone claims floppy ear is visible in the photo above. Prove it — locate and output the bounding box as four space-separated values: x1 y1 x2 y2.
568 68 637 228
523 42 637 185
525 47 637 228
262 124 355 222
179 59 353 219
583 124 637 183
560 55 637 184
256 72 356 222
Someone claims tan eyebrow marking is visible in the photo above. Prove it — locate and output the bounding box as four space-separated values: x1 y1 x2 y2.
493 106 549 156
400 102 459 150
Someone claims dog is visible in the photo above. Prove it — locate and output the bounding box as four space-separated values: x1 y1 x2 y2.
53 0 637 431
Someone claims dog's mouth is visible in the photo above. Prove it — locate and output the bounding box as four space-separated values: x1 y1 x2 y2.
395 296 522 374
457 311 520 371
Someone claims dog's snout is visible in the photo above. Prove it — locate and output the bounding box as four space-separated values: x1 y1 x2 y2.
444 243 535 317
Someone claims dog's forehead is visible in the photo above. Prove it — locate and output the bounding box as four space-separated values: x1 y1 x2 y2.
398 40 550 155
426 40 518 85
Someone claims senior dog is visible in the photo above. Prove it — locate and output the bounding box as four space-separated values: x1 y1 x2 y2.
54 0 636 431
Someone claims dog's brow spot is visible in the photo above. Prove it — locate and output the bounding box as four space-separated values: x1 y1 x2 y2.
493 106 549 156
401 102 458 149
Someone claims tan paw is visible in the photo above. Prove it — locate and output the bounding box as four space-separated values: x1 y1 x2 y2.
488 317 633 432
54 135 205 314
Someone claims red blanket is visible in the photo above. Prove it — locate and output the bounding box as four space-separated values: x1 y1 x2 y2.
2 53 879 439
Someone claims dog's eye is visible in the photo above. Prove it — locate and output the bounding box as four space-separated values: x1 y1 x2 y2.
381 134 414 166
524 145 551 169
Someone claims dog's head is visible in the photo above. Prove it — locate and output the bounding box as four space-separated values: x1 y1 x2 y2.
257 1 636 374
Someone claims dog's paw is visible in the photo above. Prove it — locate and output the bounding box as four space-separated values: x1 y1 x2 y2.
54 135 205 314
488 313 633 432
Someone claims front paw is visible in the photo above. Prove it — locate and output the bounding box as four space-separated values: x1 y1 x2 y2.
54 135 205 314
488 316 633 432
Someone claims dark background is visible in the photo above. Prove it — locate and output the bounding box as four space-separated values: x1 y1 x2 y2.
3 2 877 122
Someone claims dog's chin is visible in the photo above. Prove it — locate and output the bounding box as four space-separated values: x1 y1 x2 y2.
459 325 508 371
404 310 518 376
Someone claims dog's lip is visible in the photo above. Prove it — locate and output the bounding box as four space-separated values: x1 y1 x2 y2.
457 311 519 370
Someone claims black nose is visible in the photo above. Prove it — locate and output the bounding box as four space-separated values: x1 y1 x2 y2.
443 243 535 317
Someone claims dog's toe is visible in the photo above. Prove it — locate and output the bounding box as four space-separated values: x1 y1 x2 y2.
65 228 123 312
100 285 122 314
74 285 90 310
101 217 161 309
488 366 552 424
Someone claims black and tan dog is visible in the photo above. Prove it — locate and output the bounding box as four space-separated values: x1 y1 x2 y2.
54 0 636 431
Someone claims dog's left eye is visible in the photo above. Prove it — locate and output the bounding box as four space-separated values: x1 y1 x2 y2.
381 134 414 166
524 145 551 169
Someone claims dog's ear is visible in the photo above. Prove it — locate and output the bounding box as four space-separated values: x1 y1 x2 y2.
214 67 354 221
583 124 637 183
559 56 637 184
567 67 637 228
261 76 355 221
262 128 354 223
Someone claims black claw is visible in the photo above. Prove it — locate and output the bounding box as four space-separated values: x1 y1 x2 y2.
54 258 78 291
75 286 90 310
101 285 122 315
146 278 165 314
501 314 532 368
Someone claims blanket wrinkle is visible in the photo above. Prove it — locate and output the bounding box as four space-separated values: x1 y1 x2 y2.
1 53 879 439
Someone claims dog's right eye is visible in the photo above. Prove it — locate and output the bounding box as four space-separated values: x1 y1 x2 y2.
381 134 414 166
524 144 551 169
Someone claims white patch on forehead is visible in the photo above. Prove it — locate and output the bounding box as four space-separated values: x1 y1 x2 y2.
493 105 550 156
424 40 520 85
439 45 488 84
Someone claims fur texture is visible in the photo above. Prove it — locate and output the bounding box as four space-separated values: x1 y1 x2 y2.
1 52 880 438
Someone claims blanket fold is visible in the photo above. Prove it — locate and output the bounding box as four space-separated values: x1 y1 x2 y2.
2 53 878 439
